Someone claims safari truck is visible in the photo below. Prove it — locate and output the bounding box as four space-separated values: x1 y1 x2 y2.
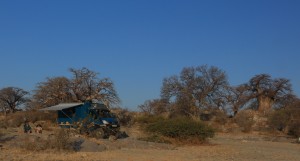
41 100 120 139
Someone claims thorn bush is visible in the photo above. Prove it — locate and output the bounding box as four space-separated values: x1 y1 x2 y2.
144 117 215 144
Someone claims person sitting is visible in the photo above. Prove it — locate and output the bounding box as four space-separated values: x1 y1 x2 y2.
23 120 32 133
35 124 43 134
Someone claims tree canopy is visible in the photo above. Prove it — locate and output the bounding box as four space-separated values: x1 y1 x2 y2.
138 65 296 117
31 67 120 109
0 87 29 114
0 66 296 116
247 74 293 112
161 65 229 116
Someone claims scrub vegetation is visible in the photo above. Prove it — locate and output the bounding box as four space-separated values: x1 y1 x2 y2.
1 66 300 160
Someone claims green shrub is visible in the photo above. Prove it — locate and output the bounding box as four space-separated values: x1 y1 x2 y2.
144 117 215 144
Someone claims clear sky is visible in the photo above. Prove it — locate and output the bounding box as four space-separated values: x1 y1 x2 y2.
0 0 299 110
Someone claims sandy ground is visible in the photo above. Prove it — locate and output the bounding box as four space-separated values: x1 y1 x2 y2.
1 126 300 161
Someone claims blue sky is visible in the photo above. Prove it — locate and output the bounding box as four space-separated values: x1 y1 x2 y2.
0 0 299 109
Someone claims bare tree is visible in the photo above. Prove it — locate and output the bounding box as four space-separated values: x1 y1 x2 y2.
0 100 9 115
0 87 29 114
138 99 168 115
31 77 72 109
195 65 229 106
249 74 293 112
69 67 120 106
138 100 154 114
32 67 120 109
225 84 252 116
161 65 229 116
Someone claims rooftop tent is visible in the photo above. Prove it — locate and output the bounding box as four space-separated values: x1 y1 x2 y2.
40 103 84 111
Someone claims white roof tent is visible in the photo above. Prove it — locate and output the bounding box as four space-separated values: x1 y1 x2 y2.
40 103 84 111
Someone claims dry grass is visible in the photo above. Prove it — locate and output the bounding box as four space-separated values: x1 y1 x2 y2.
21 128 73 152
234 110 255 133
0 110 56 129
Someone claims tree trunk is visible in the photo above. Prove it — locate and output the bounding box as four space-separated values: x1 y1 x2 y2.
258 96 273 113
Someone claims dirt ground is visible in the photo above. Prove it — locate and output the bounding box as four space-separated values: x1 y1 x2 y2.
1 126 300 161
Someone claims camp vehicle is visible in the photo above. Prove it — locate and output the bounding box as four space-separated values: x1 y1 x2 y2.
41 100 120 139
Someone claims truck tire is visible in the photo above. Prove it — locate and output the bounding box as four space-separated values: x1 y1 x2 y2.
91 128 106 139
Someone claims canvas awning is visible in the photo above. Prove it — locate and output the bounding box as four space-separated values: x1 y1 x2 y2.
40 103 83 111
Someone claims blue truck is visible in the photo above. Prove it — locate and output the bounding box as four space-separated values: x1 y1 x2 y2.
41 100 120 139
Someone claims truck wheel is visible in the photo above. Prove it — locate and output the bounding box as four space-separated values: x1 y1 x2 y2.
92 128 106 139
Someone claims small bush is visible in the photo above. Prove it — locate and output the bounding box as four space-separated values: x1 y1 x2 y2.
284 99 300 137
267 105 300 137
268 109 290 131
144 117 215 144
22 128 72 151
234 110 254 132
213 110 228 125
49 128 71 150
288 121 300 137
112 108 135 127
22 136 47 151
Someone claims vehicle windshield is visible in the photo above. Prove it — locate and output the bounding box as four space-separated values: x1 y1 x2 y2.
99 110 115 118
90 109 115 118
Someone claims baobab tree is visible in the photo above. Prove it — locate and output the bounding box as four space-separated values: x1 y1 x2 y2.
248 74 293 112
32 77 72 108
69 67 120 106
32 67 120 109
0 87 29 114
225 84 252 116
161 65 229 116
